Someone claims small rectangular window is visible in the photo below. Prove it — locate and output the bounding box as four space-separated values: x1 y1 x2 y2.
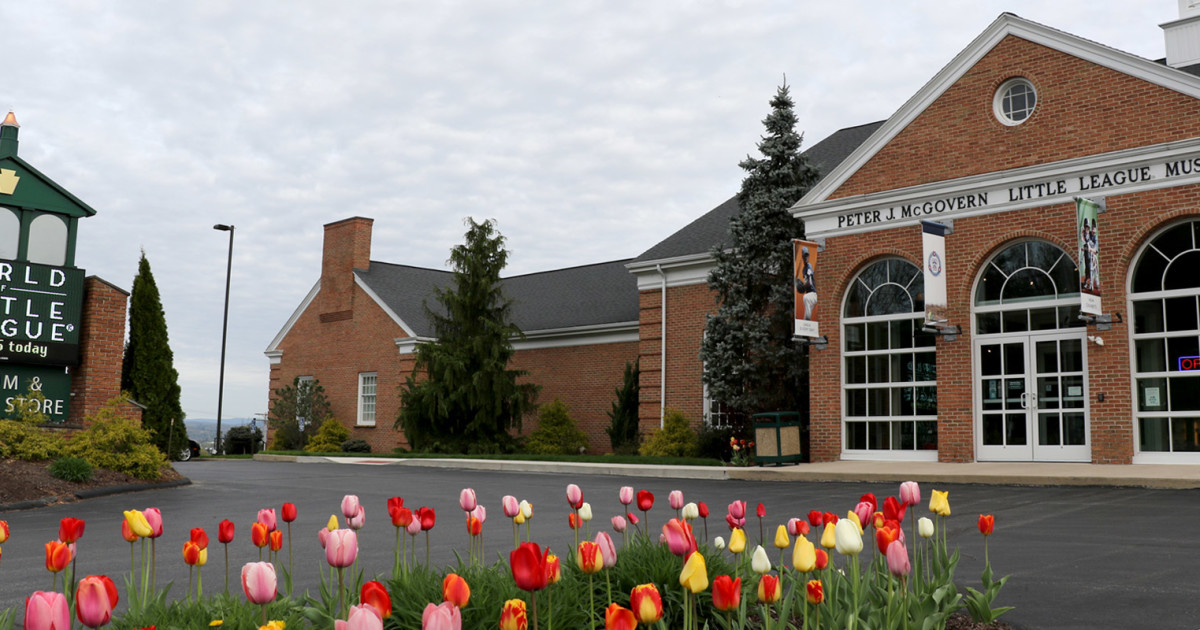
357 373 377 427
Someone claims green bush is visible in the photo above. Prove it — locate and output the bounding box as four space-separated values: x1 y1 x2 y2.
525 399 589 455
304 417 351 453
696 423 736 461
0 419 64 461
341 439 371 453
606 359 640 452
49 456 93 482
639 408 699 457
225 425 264 454
64 399 168 480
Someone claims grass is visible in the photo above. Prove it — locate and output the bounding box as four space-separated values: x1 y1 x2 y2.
258 450 726 467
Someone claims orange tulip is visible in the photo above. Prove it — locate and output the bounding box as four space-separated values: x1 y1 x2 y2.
545 552 562 585
0 520 8 544
805 579 824 605
251 522 269 548
120 520 137 543
978 514 995 536
183 541 202 566
814 549 829 570
758 574 782 604
577 540 603 574
45 540 71 573
442 572 470 608
466 515 482 536
630 583 663 624
361 580 392 618
711 575 741 612
876 520 900 555
604 603 636 630
499 599 527 630
269 530 283 552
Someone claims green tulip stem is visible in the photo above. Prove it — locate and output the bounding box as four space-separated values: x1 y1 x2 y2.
150 537 157 592
337 566 345 619
849 555 861 630
588 573 595 629
223 543 229 595
287 522 293 590
188 565 194 603
531 591 540 630
425 530 431 567
513 521 519 550
547 584 553 630
604 568 611 606
197 565 203 602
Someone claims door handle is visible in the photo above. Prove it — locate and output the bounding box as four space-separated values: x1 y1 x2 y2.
1019 392 1028 409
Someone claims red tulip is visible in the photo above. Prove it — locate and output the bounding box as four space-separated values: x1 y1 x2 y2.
568 513 580 530
144 508 163 539
577 540 603 574
807 510 823 527
814 549 829 570
59 517 85 544
626 512 639 525
45 540 71 573
121 520 137 544
876 520 900 555
0 520 8 544
757 574 782 604
860 493 878 514
787 518 810 537
712 575 741 611
822 512 838 526
545 552 562 585
630 583 663 624
604 603 637 630
509 542 550 592
566 484 584 509
388 497 408 526
281 502 298 523
883 496 907 524
756 503 766 518
183 541 203 566
251 522 269 548
218 519 235 544
25 591 69 630
190 528 209 550
269 530 283 552
326 529 358 568
978 514 995 536
241 561 277 604
393 506 413 528
636 490 654 512
466 516 482 536
697 502 709 519
418 507 437 531
75 575 118 628
442 572 471 607
806 579 824 605
361 580 392 619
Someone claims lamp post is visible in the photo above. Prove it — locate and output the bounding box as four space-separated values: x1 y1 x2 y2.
213 224 235 455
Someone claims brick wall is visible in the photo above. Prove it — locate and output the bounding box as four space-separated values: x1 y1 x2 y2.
637 283 715 438
70 276 141 425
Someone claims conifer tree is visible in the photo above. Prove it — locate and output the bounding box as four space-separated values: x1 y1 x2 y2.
396 218 539 452
122 252 188 458
700 83 820 416
605 359 640 452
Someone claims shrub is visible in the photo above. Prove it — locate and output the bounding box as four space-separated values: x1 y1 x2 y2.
64 399 168 480
304 418 351 453
639 408 699 457
341 439 371 453
606 359 640 452
525 399 589 455
225 425 264 455
49 456 93 482
697 424 736 461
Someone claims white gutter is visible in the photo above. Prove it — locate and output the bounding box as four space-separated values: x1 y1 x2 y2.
657 264 666 428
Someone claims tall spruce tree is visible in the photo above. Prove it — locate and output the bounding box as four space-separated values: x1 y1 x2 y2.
700 83 820 416
396 218 539 452
122 252 188 458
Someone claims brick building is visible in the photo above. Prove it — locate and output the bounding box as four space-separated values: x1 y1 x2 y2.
268 8 1200 464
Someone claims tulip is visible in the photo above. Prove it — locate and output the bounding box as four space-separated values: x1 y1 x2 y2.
711 574 740 611
662 518 696 557
860 492 878 513
121 520 137 543
241 561 277 604
886 539 911 577
929 489 950 516
822 512 838 526
499 599 527 630
519 500 533 520
326 529 358 568
387 496 405 518
546 552 562 584
459 488 477 512
566 483 584 509
327 514 339 531
336 604 384 630
725 513 745 530
815 549 829 570
218 519 234 544
611 515 627 533
756 503 766 518
979 514 995 536
758 574 782 604
577 540 603 574
834 519 863 556
25 591 70 630
669 490 684 510
124 510 152 539
697 501 709 518
793 535 816 572
636 490 654 511
604 603 636 630
807 510 823 528
392 506 413 528
579 502 593 522
883 496 907 523
626 512 639 525
144 507 163 538
819 523 836 549
318 528 330 549
876 520 900 555
0 520 8 543
728 500 746 520
729 527 746 554
510 542 550 591
773 524 790 550
419 507 437 530
45 540 70 573
751 545 771 574
787 518 808 537
348 505 366 531
187 527 208 550
183 541 203 566
251 522 269 548
900 481 921 507
918 517 935 538
682 502 699 520
59 517 85 544
281 502 297 523
805 579 824 604
442 573 470 608
257 509 277 532
466 516 482 536
596 531 617 568
618 486 634 506
406 519 422 536
341 495 361 519
502 495 520 518
679 551 709 593
75 575 118 628
630 583 663 624
361 580 392 619
714 536 726 550
472 505 486 524
873 512 886 530
269 530 283 552
854 502 874 529
568 513 580 531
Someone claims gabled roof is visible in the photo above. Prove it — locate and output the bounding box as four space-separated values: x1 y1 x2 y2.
0 154 97 217
629 120 884 266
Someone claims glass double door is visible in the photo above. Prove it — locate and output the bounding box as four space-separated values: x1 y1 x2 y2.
977 332 1090 461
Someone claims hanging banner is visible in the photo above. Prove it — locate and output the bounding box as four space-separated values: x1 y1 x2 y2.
921 221 948 329
793 240 819 337
1076 197 1102 316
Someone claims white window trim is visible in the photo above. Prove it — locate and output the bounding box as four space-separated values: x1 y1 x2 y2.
993 77 1037 127
357 372 377 427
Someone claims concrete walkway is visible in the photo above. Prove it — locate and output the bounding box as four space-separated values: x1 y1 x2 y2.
253 453 1200 489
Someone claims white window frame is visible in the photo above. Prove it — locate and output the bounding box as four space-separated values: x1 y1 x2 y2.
357 372 377 427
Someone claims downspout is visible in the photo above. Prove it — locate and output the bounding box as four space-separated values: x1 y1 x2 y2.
657 264 667 428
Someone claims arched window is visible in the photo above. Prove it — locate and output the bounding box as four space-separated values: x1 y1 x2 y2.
26 213 67 266
1131 220 1200 454
974 240 1081 334
843 258 937 454
0 207 18 259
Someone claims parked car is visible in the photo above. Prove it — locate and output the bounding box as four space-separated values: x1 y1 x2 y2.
179 440 201 461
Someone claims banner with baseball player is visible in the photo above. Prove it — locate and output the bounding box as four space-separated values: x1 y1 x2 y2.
1076 197 1102 316
793 239 820 337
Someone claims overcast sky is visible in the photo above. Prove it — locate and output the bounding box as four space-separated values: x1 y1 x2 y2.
1 1 1177 421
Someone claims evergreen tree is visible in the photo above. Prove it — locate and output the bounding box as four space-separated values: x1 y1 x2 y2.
267 377 332 450
605 359 640 452
122 252 188 458
700 83 820 416
396 218 539 452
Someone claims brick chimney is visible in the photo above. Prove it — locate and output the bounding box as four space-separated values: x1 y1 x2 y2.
319 217 373 322
1162 0 1200 68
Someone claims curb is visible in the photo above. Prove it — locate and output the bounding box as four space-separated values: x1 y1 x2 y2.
0 478 192 513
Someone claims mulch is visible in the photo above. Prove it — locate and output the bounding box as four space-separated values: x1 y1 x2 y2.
0 458 185 507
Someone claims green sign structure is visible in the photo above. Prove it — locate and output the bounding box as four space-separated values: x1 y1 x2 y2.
0 364 71 424
0 258 85 365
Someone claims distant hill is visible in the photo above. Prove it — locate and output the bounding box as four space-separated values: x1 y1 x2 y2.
184 418 261 448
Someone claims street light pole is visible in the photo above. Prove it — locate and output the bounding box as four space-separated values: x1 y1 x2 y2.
213 224 235 455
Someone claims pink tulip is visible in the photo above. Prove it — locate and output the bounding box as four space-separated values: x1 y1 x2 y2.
318 528 329 549
661 518 696 557
241 561 277 604
25 590 70 630
619 486 634 506
144 507 163 539
669 490 685 510
854 502 874 529
900 481 921 507
612 515 627 533
406 518 422 536
422 601 462 630
257 508 277 532
595 532 617 568
502 495 520 518
566 484 584 509
348 505 366 531
886 539 911 577
336 604 384 630
459 488 477 512
326 529 358 568
342 495 361 519
728 500 746 520
787 518 810 537
725 513 746 530
471 505 486 523
75 575 118 628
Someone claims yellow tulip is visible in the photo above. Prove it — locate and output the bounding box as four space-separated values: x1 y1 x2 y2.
514 512 526 525
773 524 790 550
198 547 208 567
820 522 836 549
729 528 746 554
679 552 709 593
792 535 816 572
326 515 339 531
929 490 951 517
846 511 863 533
124 510 152 538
